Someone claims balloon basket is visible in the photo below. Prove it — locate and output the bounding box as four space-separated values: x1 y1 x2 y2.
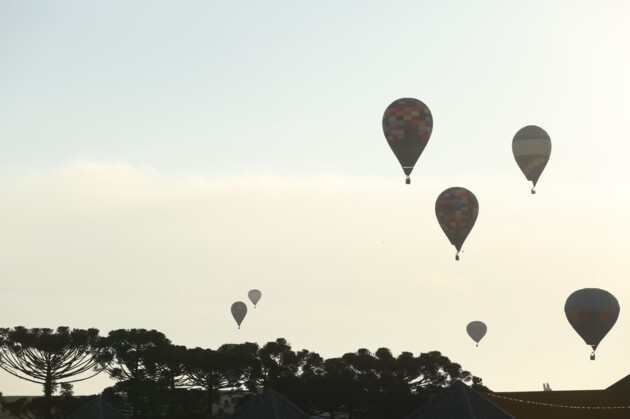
531 188 536 194
405 178 410 185
590 352 595 361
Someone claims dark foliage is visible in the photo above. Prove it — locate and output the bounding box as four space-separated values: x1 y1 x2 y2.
1 327 489 418
0 391 92 419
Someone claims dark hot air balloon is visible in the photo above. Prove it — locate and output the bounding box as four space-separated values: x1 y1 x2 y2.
382 98 433 184
231 301 247 329
512 125 551 194
466 321 487 347
565 288 620 360
435 187 479 260
248 289 262 308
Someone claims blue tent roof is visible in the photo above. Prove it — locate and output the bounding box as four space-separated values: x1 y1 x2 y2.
404 381 515 419
229 388 310 419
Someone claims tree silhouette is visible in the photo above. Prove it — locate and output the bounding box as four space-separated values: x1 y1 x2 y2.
182 343 257 417
251 338 306 389
98 328 174 418
311 357 361 419
394 350 473 391
0 328 490 418
0 327 105 419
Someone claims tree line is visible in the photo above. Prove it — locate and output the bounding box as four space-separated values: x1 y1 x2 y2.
0 326 488 419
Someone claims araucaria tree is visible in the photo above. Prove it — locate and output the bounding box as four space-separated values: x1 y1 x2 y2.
98 328 177 418
182 343 258 416
0 327 105 417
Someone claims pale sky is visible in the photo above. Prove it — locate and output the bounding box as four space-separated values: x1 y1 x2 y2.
1 0 630 396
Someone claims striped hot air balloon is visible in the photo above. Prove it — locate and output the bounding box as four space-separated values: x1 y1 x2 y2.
512 125 551 194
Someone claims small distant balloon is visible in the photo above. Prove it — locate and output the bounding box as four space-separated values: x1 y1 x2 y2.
565 288 620 360
512 125 551 194
382 98 433 184
435 187 479 260
248 289 262 308
231 301 247 329
466 321 487 347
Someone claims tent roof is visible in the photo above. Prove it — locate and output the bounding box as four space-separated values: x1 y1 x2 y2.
65 397 128 419
404 381 515 419
229 388 310 419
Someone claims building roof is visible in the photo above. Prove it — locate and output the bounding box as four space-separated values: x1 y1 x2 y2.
607 374 630 390
65 397 128 419
404 381 515 419
486 388 630 419
229 388 310 419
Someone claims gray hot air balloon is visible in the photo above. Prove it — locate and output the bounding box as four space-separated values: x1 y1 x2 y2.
248 289 262 308
231 301 248 329
565 288 620 360
512 125 551 194
466 321 487 347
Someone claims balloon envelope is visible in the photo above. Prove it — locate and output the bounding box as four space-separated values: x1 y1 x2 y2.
382 98 433 184
512 125 551 192
466 321 487 345
565 288 619 352
435 187 479 259
231 301 248 329
248 289 262 307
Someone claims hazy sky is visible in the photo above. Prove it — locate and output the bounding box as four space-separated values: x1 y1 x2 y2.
2 0 630 396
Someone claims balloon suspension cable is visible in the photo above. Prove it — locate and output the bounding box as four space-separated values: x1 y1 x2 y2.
531 186 536 194
405 177 411 185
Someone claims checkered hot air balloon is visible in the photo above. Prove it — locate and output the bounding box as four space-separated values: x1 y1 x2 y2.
435 187 479 261
512 125 551 194
565 288 620 360
382 98 433 184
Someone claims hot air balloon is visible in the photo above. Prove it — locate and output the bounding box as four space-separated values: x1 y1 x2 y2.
231 301 247 329
565 288 620 360
248 289 262 308
382 98 433 184
466 321 487 347
435 187 479 260
512 125 551 194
